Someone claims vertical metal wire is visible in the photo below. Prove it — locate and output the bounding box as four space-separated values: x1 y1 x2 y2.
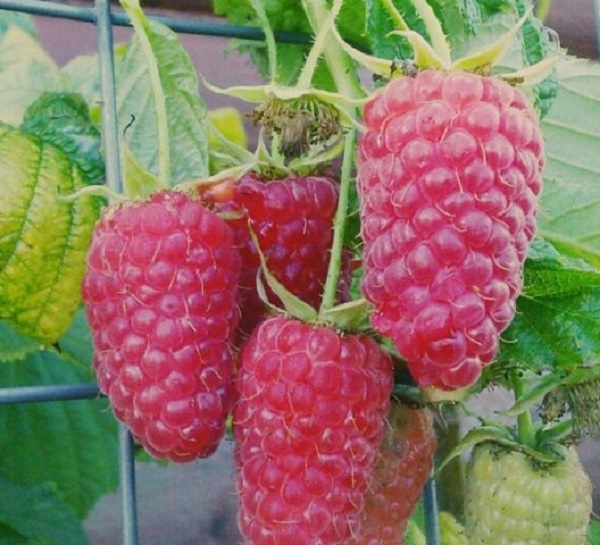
95 0 123 194
95 1 137 542
594 0 600 58
119 424 140 545
423 477 441 545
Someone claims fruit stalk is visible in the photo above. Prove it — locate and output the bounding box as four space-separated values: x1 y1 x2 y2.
300 0 364 99
301 0 363 315
320 128 356 313
511 370 536 448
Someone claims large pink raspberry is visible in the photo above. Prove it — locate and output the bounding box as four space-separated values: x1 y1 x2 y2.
210 173 351 340
358 70 544 389
82 190 240 462
233 316 393 545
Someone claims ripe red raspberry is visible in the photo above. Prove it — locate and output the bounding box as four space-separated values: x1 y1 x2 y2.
358 70 544 389
209 173 350 339
350 401 437 545
82 190 241 462
233 316 393 545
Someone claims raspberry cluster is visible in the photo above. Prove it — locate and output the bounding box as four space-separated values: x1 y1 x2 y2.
358 70 544 389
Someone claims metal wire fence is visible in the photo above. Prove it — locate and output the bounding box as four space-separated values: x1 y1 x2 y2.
0 1 441 543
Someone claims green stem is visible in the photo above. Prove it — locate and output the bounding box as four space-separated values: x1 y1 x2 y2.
248 0 278 83
121 0 170 189
409 0 451 66
319 128 356 314
301 0 364 317
512 371 536 447
535 0 553 21
300 0 364 98
380 0 410 30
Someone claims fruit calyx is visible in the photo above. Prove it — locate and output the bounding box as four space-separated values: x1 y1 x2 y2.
250 224 371 332
438 424 569 474
200 0 364 167
331 0 558 85
247 93 343 161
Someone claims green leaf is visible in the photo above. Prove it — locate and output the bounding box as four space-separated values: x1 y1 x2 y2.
0 523 32 545
514 0 558 118
115 18 210 189
498 239 600 370
60 53 101 109
538 58 600 253
53 307 96 370
213 0 362 90
121 139 162 198
492 58 600 373
364 0 506 64
365 0 419 62
0 477 86 545
588 520 600 544
0 123 99 345
0 10 37 40
21 93 105 185
0 26 61 125
215 0 285 81
0 322 118 518
0 321 41 363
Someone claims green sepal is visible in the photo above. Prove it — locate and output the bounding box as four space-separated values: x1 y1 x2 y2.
437 426 513 473
437 424 564 474
201 76 365 126
331 24 402 79
451 9 531 72
499 55 560 86
250 229 318 323
200 77 277 103
287 138 346 176
501 371 569 417
388 30 446 69
535 420 575 450
561 366 600 387
500 367 600 421
207 120 256 176
319 298 370 331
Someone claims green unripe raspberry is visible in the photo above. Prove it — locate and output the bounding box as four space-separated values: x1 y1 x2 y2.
465 442 592 545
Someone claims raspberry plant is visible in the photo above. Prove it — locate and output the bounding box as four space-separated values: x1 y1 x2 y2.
0 0 599 543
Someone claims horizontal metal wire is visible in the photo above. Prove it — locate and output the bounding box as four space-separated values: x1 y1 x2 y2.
0 0 312 43
0 383 101 404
